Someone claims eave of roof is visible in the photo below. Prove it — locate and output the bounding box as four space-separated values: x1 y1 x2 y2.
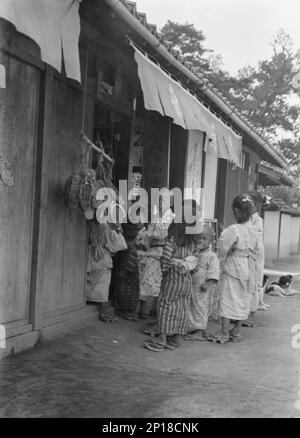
259 163 293 187
103 0 288 169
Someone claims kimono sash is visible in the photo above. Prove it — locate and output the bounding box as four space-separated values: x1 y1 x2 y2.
231 249 258 294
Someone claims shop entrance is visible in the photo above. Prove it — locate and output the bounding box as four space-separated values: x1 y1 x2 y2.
169 124 188 192
92 102 131 187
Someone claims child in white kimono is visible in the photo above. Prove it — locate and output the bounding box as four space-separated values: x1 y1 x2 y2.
86 220 127 322
208 195 262 344
185 226 219 341
243 191 269 326
137 199 175 319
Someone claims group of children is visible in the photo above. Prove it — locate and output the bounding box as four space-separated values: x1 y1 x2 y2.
86 191 282 351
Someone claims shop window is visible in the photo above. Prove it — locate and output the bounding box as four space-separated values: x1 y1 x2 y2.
97 59 116 97
92 102 131 186
241 151 250 172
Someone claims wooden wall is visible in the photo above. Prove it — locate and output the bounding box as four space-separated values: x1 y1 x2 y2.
38 75 90 320
142 112 170 191
0 11 140 346
0 50 39 334
169 123 188 191
0 19 96 341
215 147 260 230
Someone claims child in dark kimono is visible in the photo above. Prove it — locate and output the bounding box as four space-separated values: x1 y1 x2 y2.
113 221 143 321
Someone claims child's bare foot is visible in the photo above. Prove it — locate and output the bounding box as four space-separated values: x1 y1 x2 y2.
184 330 207 341
257 304 266 310
207 330 230 344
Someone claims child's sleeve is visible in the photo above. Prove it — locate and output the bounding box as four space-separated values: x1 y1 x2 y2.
161 239 175 272
207 254 220 282
217 225 238 267
255 233 264 287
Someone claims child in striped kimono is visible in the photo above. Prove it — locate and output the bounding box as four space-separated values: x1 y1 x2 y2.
185 226 219 341
144 220 198 352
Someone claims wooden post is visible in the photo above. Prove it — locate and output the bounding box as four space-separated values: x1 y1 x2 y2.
167 118 171 188
29 65 52 330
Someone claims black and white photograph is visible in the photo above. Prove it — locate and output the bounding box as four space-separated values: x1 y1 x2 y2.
0 0 300 420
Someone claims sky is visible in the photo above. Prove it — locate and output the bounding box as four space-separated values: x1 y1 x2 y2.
135 0 300 74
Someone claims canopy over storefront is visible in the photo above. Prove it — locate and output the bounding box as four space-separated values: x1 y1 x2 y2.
133 45 242 167
0 0 81 82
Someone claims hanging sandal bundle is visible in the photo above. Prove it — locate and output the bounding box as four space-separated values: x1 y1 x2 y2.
79 169 96 211
64 132 118 223
64 136 91 210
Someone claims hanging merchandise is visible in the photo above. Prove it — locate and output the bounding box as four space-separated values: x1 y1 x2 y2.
79 168 97 211
64 172 82 209
94 136 121 206
64 136 91 210
0 155 14 186
64 131 126 226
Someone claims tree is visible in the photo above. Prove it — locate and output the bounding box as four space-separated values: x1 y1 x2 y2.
263 184 300 208
226 30 298 133
161 21 210 71
161 23 300 174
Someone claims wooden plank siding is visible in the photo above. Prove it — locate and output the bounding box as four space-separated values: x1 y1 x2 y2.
39 74 89 316
0 18 98 339
0 51 39 327
215 148 260 230
142 112 170 192
169 123 188 192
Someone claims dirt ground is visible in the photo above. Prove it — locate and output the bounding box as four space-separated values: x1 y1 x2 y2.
0 256 300 418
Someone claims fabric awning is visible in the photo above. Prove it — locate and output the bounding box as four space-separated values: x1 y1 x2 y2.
0 0 81 82
133 45 242 167
258 165 293 187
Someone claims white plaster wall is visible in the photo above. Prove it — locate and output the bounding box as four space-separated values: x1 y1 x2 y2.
264 211 280 261
184 130 203 201
290 216 300 254
203 150 218 219
278 214 291 259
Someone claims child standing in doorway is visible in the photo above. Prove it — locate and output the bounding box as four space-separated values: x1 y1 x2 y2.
86 220 127 322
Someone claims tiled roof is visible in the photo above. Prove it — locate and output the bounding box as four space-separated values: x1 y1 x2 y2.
118 0 287 165
120 2 241 108
260 161 293 186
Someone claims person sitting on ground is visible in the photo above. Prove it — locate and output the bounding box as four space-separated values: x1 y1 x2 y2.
185 226 219 342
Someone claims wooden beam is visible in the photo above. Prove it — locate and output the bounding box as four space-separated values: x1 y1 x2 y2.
29 66 53 330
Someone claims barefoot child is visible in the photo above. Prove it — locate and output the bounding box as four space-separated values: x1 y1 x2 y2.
208 195 262 344
185 226 219 341
86 220 127 322
144 220 198 352
243 191 268 324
